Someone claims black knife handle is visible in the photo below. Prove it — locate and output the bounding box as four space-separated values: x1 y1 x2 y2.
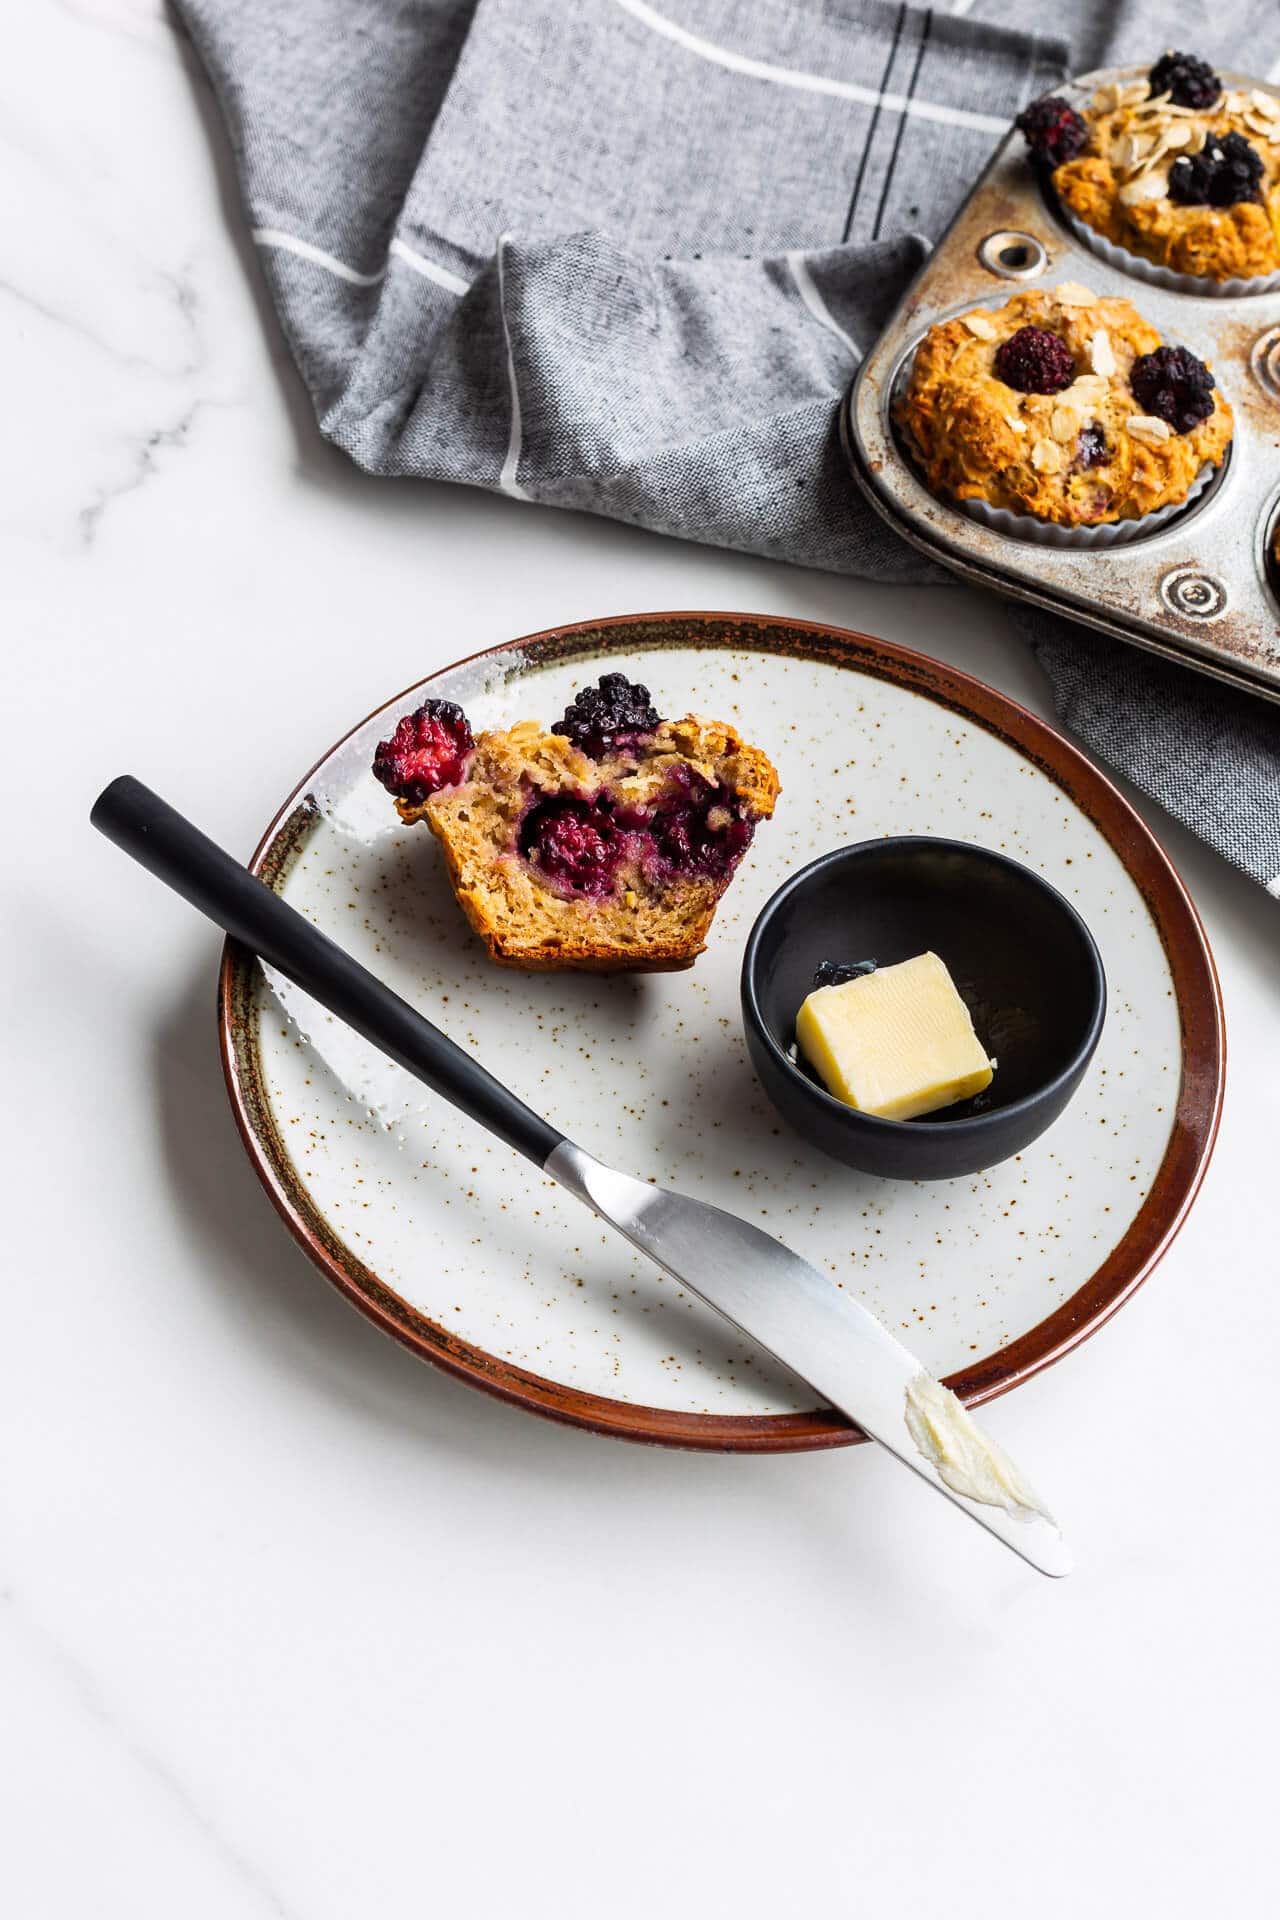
91 776 565 1168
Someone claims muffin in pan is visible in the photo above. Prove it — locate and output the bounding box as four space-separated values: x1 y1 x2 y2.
894 282 1232 531
1018 52 1280 286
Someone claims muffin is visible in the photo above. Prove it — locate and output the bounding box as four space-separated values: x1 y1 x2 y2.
370 673 779 972
1018 53 1280 284
894 282 1232 528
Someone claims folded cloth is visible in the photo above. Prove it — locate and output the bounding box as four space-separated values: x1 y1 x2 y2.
175 0 1280 894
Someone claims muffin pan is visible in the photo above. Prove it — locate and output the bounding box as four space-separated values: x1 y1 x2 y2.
842 65 1280 706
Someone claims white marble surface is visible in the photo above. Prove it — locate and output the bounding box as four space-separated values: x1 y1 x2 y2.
3 6 1278 1916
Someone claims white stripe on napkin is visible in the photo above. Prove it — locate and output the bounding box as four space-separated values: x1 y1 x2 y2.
252 228 386 285
389 238 471 294
496 233 530 500
786 252 861 360
253 229 473 296
612 0 1010 134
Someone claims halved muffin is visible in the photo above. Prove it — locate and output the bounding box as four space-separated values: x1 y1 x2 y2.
371 673 779 971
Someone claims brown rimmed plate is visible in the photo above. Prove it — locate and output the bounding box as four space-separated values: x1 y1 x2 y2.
219 612 1223 1451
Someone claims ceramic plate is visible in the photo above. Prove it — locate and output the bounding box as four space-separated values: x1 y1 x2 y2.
219 613 1223 1450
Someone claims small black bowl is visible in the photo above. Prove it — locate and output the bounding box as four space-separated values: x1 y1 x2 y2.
741 838 1105 1181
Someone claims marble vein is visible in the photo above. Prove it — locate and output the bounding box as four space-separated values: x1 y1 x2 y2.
0 275 183 379
0 1586 299 1919
50 0 178 60
0 235 225 544
76 396 208 545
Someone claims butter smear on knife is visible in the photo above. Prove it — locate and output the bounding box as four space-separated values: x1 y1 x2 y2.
905 1374 1051 1523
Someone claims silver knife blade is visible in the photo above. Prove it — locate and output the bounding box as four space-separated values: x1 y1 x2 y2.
547 1141 1071 1578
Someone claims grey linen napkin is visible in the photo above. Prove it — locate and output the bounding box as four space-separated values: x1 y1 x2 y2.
174 0 1280 894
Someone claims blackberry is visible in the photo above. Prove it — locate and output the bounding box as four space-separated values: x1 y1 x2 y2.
1168 131 1265 209
813 959 877 988
520 795 627 897
1147 50 1221 111
372 699 474 803
993 325 1076 395
651 766 755 883
1015 95 1089 167
1075 424 1109 470
555 673 661 757
1130 345 1216 434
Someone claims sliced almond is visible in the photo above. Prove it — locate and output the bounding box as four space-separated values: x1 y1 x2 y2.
1127 414 1172 447
1031 438 1063 474
1088 328 1116 377
1250 87 1280 119
961 311 999 341
1114 129 1159 174
1244 111 1279 139
1144 123 1194 169
1052 280 1097 308
1002 413 1026 436
1119 169 1169 206
1050 406 1081 443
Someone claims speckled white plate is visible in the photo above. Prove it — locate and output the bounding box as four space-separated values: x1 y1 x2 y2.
219 613 1223 1450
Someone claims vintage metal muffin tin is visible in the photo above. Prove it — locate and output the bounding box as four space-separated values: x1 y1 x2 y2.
842 66 1280 705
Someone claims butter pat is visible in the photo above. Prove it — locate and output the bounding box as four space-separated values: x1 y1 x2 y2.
795 951 993 1121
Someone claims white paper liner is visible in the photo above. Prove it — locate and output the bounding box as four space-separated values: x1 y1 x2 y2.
1058 201 1280 299
959 459 1216 548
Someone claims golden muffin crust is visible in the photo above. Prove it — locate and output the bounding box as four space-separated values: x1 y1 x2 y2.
1053 76 1280 281
895 283 1233 526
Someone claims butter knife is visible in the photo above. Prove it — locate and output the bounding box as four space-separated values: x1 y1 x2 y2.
91 776 1071 1579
